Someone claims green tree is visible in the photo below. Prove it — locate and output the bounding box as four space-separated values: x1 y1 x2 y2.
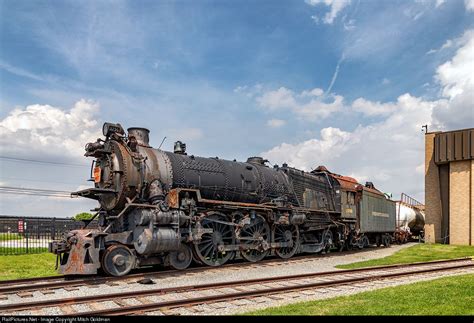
73 212 94 221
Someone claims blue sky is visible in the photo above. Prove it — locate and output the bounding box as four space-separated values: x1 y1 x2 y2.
1 0 473 217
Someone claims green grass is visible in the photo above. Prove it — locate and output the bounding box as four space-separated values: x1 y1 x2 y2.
336 243 474 269
0 233 24 241
0 247 49 255
246 243 474 315
0 252 59 280
245 273 474 315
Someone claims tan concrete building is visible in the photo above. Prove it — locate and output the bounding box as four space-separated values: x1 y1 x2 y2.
425 128 474 245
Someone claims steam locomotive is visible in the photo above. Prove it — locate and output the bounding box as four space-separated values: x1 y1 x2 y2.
49 122 396 276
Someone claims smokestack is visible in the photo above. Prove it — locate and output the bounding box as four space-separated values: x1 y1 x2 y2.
128 127 150 147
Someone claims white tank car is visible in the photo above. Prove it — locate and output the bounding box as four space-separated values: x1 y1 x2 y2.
396 202 425 234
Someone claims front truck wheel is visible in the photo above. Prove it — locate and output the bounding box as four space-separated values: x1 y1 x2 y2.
102 244 136 276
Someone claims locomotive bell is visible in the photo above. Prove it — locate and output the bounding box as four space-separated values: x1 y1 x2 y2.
174 141 187 155
127 127 150 146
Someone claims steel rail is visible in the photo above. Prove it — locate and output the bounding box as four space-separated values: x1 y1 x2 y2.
0 253 470 295
0 250 337 287
0 247 393 293
0 275 67 286
71 262 474 316
1 258 472 313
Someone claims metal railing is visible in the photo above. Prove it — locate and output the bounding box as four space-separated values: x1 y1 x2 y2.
399 193 424 210
0 215 97 255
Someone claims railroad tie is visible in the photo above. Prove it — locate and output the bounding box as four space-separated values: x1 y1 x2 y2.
87 302 105 311
87 284 101 288
211 302 229 309
161 308 179 315
234 299 253 306
31 309 46 315
106 282 120 287
253 296 270 303
136 296 154 304
113 298 129 307
59 305 76 315
267 294 286 300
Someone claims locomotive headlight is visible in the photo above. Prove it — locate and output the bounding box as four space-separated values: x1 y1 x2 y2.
93 165 102 183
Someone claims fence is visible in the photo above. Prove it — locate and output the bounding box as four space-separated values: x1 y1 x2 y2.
0 215 97 255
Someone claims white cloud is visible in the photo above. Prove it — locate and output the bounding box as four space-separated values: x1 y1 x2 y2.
351 97 397 117
435 30 474 98
466 0 474 12
257 87 296 110
436 0 446 8
326 54 345 94
382 78 391 85
233 84 264 98
432 87 473 130
256 87 344 121
431 29 474 129
262 93 438 200
426 39 453 55
0 61 46 82
264 127 352 170
343 19 356 31
296 94 345 120
261 28 474 202
0 99 102 159
300 88 324 97
306 0 352 24
415 163 425 174
267 119 286 128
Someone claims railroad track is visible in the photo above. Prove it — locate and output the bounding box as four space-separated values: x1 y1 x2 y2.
1 257 472 316
0 246 389 294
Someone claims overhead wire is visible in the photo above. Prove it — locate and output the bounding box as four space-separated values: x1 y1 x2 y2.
0 155 90 198
0 156 89 168
0 186 74 198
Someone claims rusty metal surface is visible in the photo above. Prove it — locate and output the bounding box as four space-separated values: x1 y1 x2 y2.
330 174 360 191
356 184 386 197
127 127 150 147
58 230 101 275
434 128 474 164
166 188 180 209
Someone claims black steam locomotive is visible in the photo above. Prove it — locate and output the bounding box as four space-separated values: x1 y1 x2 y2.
50 122 396 276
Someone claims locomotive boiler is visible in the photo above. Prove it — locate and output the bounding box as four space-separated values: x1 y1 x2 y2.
50 122 396 276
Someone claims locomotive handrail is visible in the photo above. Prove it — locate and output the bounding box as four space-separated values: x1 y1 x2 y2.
82 209 102 229
103 197 142 232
